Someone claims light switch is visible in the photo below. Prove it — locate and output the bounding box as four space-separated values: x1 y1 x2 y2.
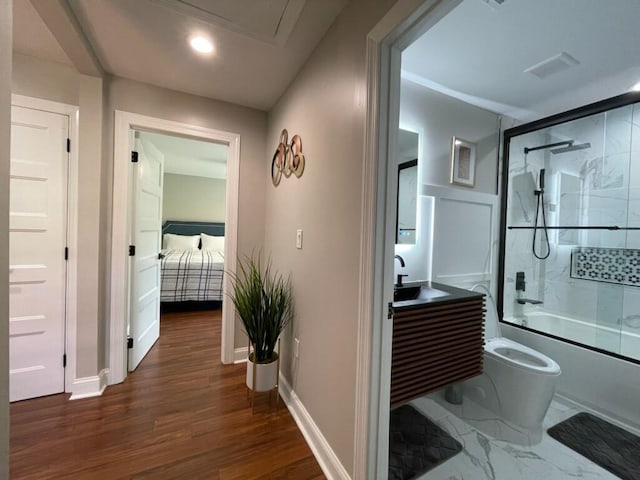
294 338 300 358
296 229 303 249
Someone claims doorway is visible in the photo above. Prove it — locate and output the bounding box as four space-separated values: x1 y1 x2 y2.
127 129 229 371
109 111 240 385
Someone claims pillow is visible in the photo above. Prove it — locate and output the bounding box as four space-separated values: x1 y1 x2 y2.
201 233 225 251
163 233 200 250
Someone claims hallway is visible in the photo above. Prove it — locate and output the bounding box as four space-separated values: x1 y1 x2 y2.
10 309 325 479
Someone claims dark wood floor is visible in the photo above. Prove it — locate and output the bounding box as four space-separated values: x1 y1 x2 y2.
10 309 325 479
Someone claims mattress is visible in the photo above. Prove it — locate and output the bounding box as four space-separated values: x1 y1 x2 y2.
160 249 224 302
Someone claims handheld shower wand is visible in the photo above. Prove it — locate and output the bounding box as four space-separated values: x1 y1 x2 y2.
533 168 550 259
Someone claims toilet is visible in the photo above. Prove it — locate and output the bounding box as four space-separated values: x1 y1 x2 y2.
469 285 561 429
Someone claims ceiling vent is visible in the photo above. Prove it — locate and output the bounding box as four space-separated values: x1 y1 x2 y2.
524 52 580 79
481 0 506 7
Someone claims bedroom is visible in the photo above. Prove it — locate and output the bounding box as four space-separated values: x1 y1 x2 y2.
137 129 228 357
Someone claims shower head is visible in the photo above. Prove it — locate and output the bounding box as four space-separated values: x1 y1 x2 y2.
550 142 591 154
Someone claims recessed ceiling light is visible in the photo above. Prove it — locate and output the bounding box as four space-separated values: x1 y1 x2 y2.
190 36 213 54
631 82 640 92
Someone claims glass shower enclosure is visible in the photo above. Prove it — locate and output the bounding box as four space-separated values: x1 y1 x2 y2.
499 93 640 363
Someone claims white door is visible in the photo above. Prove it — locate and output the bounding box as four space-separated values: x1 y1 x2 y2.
128 135 164 371
9 106 68 401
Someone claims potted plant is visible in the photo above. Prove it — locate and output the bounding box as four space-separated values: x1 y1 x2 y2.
229 254 293 392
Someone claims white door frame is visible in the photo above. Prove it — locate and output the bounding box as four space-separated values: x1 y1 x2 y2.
109 111 240 385
355 1 461 477
10 94 79 396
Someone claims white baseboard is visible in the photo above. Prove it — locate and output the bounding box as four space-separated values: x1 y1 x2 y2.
69 368 109 400
279 375 351 480
234 347 248 364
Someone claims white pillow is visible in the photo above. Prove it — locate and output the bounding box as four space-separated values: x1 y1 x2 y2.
163 233 200 250
201 233 224 251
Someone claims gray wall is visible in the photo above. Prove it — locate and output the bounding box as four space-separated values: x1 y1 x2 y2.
162 174 226 224
264 0 395 474
401 78 500 195
0 1 11 476
102 76 267 361
395 79 501 282
13 53 79 104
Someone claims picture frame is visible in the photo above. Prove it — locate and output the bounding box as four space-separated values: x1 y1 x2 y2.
450 136 477 188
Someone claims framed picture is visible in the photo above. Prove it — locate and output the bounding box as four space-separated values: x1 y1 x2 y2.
450 136 476 188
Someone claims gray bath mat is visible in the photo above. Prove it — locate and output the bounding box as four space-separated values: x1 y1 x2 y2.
389 405 462 480
548 412 640 480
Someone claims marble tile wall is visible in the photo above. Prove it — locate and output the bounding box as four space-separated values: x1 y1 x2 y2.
503 104 640 340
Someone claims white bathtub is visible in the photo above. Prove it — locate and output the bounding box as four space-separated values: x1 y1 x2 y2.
505 311 640 361
501 314 640 431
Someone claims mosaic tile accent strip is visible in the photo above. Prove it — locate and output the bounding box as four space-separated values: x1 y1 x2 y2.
571 247 640 287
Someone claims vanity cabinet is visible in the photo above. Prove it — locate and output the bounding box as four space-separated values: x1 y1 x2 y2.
390 283 484 408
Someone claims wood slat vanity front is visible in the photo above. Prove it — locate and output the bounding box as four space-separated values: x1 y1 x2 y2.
390 283 485 408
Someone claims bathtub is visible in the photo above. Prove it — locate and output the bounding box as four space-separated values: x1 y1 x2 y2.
505 311 640 361
501 312 640 431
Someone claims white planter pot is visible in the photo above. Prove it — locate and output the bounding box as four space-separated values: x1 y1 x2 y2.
246 353 279 392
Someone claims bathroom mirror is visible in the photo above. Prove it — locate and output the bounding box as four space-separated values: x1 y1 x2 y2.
396 129 419 244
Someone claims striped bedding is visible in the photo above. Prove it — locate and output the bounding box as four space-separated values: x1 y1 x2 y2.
160 249 224 302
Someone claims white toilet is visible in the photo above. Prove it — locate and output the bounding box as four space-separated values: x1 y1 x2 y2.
469 285 561 430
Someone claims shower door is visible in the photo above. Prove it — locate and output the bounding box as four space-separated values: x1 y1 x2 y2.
499 97 640 363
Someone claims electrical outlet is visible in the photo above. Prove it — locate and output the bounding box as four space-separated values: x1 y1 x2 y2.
294 338 300 358
296 229 303 249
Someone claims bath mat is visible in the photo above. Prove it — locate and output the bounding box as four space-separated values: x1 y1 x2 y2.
548 412 640 480
389 405 462 480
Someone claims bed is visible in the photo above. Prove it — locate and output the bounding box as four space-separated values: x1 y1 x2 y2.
160 220 225 306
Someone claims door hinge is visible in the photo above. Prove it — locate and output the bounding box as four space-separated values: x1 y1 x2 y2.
129 245 136 256
127 337 134 349
131 151 139 163
64 247 69 261
66 138 70 153
388 302 394 319
63 354 67 368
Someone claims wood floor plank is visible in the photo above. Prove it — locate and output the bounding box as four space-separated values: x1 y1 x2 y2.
10 309 326 480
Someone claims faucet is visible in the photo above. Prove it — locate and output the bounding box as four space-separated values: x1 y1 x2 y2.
516 298 543 305
395 255 408 287
514 271 542 305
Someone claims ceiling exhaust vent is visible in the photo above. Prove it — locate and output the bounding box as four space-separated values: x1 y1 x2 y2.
481 0 506 7
524 52 580 79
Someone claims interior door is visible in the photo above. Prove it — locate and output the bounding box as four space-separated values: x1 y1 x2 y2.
128 135 164 371
9 105 68 401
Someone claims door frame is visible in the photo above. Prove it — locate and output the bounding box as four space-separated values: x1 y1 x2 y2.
109 111 240 385
10 94 79 396
355 1 461 477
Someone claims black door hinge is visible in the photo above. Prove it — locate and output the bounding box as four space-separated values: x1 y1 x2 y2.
127 337 134 349
131 151 139 163
129 245 136 256
66 138 70 153
63 354 67 368
388 302 394 319
64 247 69 261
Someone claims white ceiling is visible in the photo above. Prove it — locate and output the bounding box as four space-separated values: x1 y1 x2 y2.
64 0 348 110
403 0 640 122
12 0 347 110
138 130 228 180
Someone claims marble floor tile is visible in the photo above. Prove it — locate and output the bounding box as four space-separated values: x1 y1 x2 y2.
407 396 624 480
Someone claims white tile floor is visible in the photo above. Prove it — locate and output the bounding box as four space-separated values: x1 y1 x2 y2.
410 395 623 479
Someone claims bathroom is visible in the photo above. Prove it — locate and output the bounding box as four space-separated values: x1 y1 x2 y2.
388 1 640 479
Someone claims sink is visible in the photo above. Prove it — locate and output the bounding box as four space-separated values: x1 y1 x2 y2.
393 285 421 301
393 284 450 302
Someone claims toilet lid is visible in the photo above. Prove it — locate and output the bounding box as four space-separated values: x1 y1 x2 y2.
484 292 501 339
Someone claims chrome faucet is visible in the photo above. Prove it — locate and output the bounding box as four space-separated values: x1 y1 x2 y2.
394 255 408 287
